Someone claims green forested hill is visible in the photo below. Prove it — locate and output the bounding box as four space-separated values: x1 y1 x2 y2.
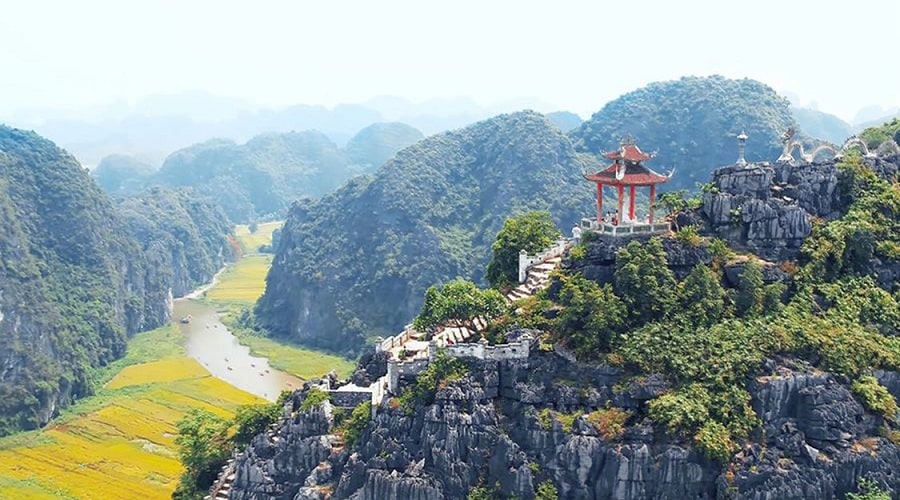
0 126 234 434
255 111 594 353
345 122 424 172
91 154 156 196
571 76 797 190
791 106 853 145
118 186 236 298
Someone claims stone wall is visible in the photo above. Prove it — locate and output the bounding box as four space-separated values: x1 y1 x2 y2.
518 238 570 282
328 390 372 408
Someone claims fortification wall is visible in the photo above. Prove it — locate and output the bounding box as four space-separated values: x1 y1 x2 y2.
328 391 371 408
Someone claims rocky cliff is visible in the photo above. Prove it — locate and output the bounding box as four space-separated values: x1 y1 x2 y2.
699 155 900 290
228 352 900 500
0 126 235 433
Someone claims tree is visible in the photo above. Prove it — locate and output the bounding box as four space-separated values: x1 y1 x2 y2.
232 403 280 446
678 264 727 326
486 211 560 289
535 480 559 500
614 238 677 325
556 274 625 357
173 409 232 499
846 478 891 500
413 279 506 332
734 261 764 317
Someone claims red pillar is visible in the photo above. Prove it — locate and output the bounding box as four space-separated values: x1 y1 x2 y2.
596 183 603 223
628 185 636 221
649 184 657 223
616 185 624 225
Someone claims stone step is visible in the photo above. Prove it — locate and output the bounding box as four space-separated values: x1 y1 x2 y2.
532 263 557 272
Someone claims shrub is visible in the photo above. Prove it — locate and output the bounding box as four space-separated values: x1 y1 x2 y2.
300 387 331 411
648 384 711 433
535 480 559 500
852 376 899 420
537 408 554 431
232 402 281 445
846 478 892 500
337 401 372 446
674 225 703 247
585 407 630 441
555 410 583 433
399 352 467 411
486 211 560 289
694 421 735 462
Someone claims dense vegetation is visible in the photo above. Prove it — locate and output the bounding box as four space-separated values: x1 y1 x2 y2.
117 186 237 299
255 111 595 353
860 118 900 149
497 153 900 461
91 154 156 196
174 396 286 499
0 126 235 435
571 76 797 190
92 123 424 222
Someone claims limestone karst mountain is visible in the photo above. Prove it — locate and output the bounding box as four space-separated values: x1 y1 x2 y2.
0 126 235 434
571 76 798 191
254 111 595 353
228 150 900 500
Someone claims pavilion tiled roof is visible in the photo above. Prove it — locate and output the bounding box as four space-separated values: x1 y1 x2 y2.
585 162 670 185
602 144 653 162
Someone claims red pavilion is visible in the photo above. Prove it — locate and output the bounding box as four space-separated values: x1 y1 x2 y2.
582 141 672 235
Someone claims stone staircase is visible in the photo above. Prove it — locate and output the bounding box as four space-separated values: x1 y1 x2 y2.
505 256 561 303
205 458 235 500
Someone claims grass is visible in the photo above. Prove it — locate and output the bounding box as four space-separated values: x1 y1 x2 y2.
0 326 261 499
205 223 280 304
205 254 273 304
234 222 283 254
218 304 355 380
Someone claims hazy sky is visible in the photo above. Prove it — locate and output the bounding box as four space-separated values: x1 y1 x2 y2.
2 0 898 122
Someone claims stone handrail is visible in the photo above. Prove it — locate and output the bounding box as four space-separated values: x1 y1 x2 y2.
580 218 670 236
518 238 570 282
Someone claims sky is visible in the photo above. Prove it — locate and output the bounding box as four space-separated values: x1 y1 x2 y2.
1 0 898 123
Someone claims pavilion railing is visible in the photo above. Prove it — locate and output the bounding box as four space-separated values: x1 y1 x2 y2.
580 218 670 236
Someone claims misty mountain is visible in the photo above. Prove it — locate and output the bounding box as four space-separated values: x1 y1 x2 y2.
791 106 853 144
545 111 583 132
136 123 425 222
91 154 157 196
344 123 424 172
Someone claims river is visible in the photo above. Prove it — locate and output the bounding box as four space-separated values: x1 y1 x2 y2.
173 298 302 401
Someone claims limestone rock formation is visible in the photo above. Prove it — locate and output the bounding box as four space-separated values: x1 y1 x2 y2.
227 352 900 499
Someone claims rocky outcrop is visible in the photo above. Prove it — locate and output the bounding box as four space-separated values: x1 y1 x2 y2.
701 164 822 261
566 234 711 284
700 156 900 262
228 351 900 499
727 361 900 499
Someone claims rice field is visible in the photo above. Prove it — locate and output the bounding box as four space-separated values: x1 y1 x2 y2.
0 326 262 499
234 221 283 254
0 219 354 499
204 254 273 303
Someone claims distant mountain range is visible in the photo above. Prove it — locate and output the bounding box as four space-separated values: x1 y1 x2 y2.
92 123 425 222
4 92 574 167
